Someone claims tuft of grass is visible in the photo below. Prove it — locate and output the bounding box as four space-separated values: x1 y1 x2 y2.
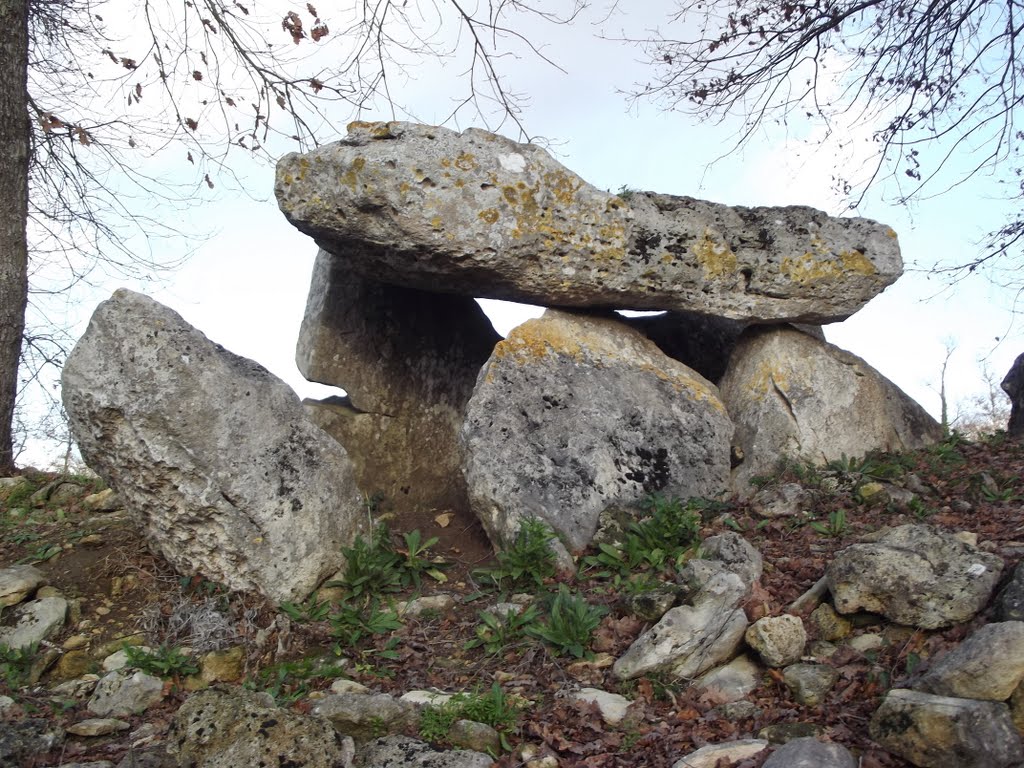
474 518 558 590
527 584 607 659
809 508 849 538
420 682 521 752
124 643 200 679
0 642 39 690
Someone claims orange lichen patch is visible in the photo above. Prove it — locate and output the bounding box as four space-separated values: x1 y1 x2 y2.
454 178 466 188
543 170 581 207
430 216 443 230
781 249 876 285
455 152 478 171
340 156 367 191
346 120 397 138
693 231 737 280
885 228 898 239
478 209 500 225
502 187 518 204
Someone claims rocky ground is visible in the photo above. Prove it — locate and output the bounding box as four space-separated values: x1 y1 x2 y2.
2 432 1023 767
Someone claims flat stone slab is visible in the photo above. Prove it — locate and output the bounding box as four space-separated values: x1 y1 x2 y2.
276 121 902 323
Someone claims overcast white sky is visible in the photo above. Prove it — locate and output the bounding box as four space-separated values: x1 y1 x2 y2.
20 2 1021 463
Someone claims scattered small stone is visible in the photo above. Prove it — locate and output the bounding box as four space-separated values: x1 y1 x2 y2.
0 694 15 712
88 669 165 717
67 718 132 737
745 614 807 667
857 482 889 506
397 594 457 618
570 688 632 726
810 603 852 641
783 663 839 707
401 690 454 707
762 737 855 768
449 719 501 754
78 533 106 547
751 483 807 518
672 739 768 768
64 633 91 650
358 735 492 768
0 595 68 649
847 633 884 653
81 487 122 512
0 564 47 607
715 701 762 719
696 654 760 704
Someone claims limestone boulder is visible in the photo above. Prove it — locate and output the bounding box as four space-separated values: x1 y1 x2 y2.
356 735 493 768
299 250 499 514
167 687 350 768
825 524 1003 629
276 121 902 323
745 614 807 668
762 738 855 768
613 569 748 680
869 688 1023 768
914 622 1024 701
721 327 943 494
0 596 67 650
62 290 364 603
0 564 47 608
461 309 732 553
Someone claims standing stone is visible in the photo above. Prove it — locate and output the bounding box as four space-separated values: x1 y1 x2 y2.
1003 353 1024 438
462 309 732 553
721 327 943 495
826 524 1003 629
62 290 364 604
276 121 903 323
299 250 499 514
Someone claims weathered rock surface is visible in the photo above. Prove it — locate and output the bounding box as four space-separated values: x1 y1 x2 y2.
61 289 365 603
0 719 65 765
721 328 942 494
699 532 764 592
745 614 807 668
869 688 1024 768
87 669 164 717
0 595 67 649
0 564 47 607
462 310 732 552
311 691 417 743
997 562 1024 621
299 250 499 513
613 569 747 680
761 737 855 768
914 621 1024 701
167 686 349 768
673 739 768 768
276 121 902 323
783 664 838 707
695 654 760 703
356 735 493 767
570 688 633 726
825 524 1003 629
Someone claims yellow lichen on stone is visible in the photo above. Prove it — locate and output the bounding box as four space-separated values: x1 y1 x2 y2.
478 209 500 225
693 231 737 280
430 216 443 230
346 120 396 138
781 249 876 285
543 170 580 207
502 187 518 204
455 152 478 171
340 156 366 192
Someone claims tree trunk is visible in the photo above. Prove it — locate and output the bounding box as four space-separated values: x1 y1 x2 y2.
0 0 30 474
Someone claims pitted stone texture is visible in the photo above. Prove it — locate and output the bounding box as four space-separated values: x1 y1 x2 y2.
311 692 417 743
168 687 348 768
462 310 732 553
722 328 943 495
700 532 763 592
356 735 493 767
869 688 1023 768
914 621 1024 701
745 614 807 668
826 524 1003 629
276 121 902 323
299 250 498 513
87 670 164 717
613 570 748 681
62 290 364 603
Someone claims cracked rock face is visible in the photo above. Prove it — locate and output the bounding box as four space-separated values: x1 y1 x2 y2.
62 290 364 604
276 121 902 323
720 327 942 495
298 249 499 513
461 309 732 553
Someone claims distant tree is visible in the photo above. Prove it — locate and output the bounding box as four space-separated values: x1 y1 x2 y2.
0 0 586 473
626 0 1023 282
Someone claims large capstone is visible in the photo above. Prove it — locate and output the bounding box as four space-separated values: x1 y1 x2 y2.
461 309 732 553
721 327 942 494
276 121 903 324
298 250 499 513
62 290 364 603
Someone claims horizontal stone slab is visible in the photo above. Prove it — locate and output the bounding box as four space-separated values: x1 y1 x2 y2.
276 121 902 323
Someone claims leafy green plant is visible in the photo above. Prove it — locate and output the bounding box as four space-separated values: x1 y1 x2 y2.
527 584 607 659
329 599 402 651
906 497 934 519
244 656 348 704
809 508 848 538
615 184 637 201
419 682 521 752
124 643 200 679
330 525 447 598
279 597 330 624
0 642 38 690
464 604 541 656
474 518 558 589
16 541 62 564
